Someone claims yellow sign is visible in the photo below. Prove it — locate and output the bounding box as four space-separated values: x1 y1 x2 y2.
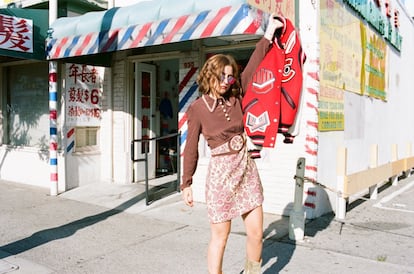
320 1 363 94
362 28 388 100
318 86 344 132
320 0 388 100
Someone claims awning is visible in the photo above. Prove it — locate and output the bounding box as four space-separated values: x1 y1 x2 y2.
0 9 49 61
46 0 265 60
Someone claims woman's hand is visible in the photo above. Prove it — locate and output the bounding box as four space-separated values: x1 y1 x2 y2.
264 13 283 42
182 186 194 207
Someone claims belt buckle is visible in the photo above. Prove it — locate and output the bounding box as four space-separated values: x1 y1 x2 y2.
229 135 244 152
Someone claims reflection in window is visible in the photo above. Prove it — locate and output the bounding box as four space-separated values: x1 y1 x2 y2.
6 62 49 148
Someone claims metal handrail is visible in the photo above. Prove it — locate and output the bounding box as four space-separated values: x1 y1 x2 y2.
131 132 181 205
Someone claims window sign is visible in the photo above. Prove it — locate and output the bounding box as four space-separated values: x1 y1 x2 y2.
0 14 33 53
65 64 104 126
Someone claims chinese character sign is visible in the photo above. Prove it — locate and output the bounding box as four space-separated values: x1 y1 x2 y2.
0 14 33 53
247 0 295 22
65 64 104 126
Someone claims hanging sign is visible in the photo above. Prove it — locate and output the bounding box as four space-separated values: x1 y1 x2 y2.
0 14 33 53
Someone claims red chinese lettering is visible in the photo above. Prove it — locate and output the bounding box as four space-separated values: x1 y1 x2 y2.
82 66 97 83
68 87 77 102
326 0 335 18
275 0 282 15
68 86 100 105
68 106 101 118
394 9 399 28
0 15 30 51
76 89 84 103
385 0 391 18
68 64 98 84
68 64 80 84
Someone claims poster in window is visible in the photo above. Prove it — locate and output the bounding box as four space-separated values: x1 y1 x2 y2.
65 64 105 126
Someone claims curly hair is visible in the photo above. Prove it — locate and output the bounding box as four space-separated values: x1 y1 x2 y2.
197 54 241 97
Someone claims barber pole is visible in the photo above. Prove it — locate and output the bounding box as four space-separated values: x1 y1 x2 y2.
178 66 199 155
49 61 58 196
66 128 75 153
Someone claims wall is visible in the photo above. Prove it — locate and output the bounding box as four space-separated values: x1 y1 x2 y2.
316 0 414 214
0 146 66 191
65 153 100 189
110 52 133 184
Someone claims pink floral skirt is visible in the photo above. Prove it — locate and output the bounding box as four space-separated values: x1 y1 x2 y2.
206 145 263 224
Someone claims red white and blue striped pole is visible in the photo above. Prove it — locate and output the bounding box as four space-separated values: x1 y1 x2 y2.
49 0 58 196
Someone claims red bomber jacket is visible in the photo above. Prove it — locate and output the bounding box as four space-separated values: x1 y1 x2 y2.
242 16 306 151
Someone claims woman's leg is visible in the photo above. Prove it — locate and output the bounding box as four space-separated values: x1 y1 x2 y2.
208 220 231 274
242 206 264 261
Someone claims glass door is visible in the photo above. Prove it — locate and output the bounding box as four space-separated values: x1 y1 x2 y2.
133 62 157 182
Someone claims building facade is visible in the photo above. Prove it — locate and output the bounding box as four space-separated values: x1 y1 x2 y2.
1 0 413 219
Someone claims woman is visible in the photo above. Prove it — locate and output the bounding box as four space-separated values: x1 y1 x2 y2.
180 54 264 274
181 14 282 274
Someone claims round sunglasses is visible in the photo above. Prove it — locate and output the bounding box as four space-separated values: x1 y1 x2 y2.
221 73 236 85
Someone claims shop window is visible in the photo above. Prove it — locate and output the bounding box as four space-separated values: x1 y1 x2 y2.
5 62 50 148
74 127 99 152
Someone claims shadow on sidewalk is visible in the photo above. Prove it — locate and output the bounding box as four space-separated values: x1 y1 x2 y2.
260 188 335 273
261 203 296 273
0 191 147 259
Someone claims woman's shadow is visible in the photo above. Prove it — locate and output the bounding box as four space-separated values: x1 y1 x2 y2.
260 203 296 274
260 188 334 273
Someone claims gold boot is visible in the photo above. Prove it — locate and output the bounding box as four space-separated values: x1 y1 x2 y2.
243 259 262 274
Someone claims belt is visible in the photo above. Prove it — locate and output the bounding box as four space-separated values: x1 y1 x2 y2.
210 134 245 157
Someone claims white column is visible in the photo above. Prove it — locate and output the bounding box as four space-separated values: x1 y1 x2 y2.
369 144 378 199
336 147 347 220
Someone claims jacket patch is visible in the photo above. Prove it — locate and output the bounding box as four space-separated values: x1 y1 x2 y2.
252 68 276 94
282 57 296 82
245 111 270 133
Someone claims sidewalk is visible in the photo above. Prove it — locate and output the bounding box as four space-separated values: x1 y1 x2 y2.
0 177 413 274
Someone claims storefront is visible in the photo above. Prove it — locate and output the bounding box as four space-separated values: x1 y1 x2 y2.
41 0 312 216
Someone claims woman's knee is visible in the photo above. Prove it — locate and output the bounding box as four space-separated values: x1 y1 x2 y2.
211 229 230 243
245 228 263 244
210 222 231 244
243 209 263 238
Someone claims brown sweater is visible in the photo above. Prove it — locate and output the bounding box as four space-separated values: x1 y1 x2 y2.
181 95 244 189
